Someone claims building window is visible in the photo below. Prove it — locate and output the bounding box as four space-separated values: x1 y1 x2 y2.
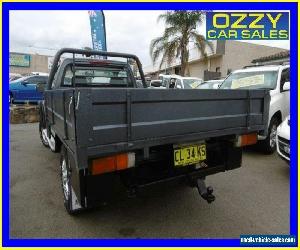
174 66 181 75
216 67 220 72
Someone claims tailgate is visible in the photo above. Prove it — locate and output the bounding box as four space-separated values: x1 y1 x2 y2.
74 88 269 159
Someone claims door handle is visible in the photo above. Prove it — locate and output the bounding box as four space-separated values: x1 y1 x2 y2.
68 96 73 115
75 91 80 110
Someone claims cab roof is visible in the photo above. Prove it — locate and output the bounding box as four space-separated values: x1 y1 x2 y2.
61 57 127 67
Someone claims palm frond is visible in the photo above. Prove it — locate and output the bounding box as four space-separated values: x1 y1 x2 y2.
149 36 165 59
151 10 210 73
157 39 180 69
190 31 214 57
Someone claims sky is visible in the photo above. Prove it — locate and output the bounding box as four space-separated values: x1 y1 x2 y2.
9 10 290 68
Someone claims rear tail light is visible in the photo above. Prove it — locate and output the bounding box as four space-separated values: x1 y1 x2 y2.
90 153 135 175
235 133 257 147
89 60 109 65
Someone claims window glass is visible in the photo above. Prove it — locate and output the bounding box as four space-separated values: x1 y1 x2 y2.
51 70 59 89
10 76 30 83
73 66 131 87
220 71 278 90
175 79 181 88
63 66 73 86
35 76 48 84
182 79 203 89
280 68 290 84
280 68 290 91
27 77 39 84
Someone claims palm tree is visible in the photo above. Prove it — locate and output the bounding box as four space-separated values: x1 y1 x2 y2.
150 11 213 76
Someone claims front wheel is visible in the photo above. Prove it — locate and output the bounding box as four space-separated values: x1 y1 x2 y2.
60 147 83 215
39 122 49 148
258 117 280 154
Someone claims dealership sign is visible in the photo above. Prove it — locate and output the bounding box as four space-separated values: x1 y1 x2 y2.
9 53 31 67
206 12 289 40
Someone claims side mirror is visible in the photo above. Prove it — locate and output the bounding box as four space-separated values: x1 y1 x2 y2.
282 81 290 91
36 82 45 92
22 81 29 85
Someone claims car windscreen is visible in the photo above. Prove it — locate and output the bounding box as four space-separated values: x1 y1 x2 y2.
183 79 203 89
197 82 216 89
10 76 30 83
161 77 170 87
9 76 22 81
220 71 278 90
69 66 132 87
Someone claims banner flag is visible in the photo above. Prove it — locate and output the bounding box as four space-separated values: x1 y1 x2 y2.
88 10 107 52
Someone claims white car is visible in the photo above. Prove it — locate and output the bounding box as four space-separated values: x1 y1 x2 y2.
198 79 224 89
220 64 290 153
276 115 290 163
174 77 203 89
159 74 181 88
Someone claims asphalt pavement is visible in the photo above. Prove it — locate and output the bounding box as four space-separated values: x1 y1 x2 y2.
10 123 290 238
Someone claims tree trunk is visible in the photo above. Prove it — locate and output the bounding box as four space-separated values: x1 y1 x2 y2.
186 50 190 76
180 47 186 76
186 64 190 76
180 33 189 76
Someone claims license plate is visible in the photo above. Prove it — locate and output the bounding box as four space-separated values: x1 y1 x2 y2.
174 144 206 167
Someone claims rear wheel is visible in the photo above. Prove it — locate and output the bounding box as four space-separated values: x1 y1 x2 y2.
60 146 83 215
38 123 61 152
49 134 61 153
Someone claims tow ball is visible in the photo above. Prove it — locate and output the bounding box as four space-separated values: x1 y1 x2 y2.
196 178 215 203
127 186 138 198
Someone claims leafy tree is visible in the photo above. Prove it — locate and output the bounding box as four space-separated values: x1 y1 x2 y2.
150 11 213 76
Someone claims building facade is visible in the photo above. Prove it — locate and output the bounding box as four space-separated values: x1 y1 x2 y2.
9 52 50 75
144 41 289 80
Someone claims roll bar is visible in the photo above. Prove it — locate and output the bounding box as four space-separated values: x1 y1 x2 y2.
47 48 147 89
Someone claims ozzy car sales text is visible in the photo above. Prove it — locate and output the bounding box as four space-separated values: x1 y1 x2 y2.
206 12 289 40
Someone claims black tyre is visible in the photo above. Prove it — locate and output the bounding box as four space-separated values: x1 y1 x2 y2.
259 117 280 154
60 146 83 215
49 135 61 153
38 103 49 147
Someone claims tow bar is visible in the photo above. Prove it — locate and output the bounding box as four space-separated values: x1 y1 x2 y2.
127 186 138 198
197 178 215 203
